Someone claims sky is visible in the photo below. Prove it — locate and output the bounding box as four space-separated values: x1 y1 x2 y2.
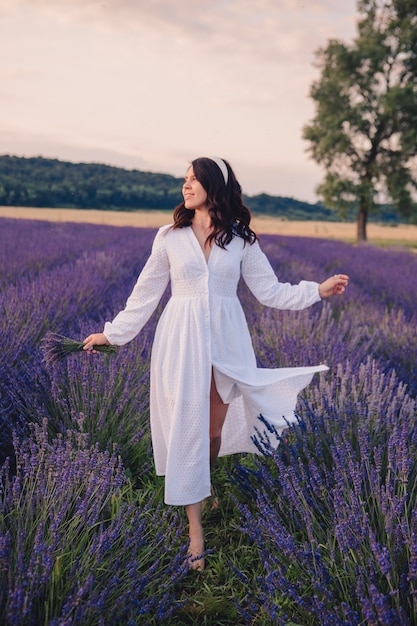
0 0 359 202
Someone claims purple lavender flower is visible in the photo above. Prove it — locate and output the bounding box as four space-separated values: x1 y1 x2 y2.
234 360 417 624
2 218 417 623
0 420 187 625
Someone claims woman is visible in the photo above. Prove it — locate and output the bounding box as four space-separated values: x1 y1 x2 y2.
83 157 348 571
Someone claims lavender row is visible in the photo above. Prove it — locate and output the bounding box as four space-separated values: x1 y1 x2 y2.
0 218 154 288
259 234 417 318
1 219 415 471
1 218 415 464
0 420 187 625
3 219 417 321
1 218 417 624
0 220 158 463
233 359 417 624
0 220 155 375
0 224 179 621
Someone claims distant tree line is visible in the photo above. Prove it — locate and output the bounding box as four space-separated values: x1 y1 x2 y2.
0 155 183 211
0 154 399 223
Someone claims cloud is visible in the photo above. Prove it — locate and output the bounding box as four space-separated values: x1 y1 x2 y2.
1 0 357 64
0 128 153 172
0 0 358 201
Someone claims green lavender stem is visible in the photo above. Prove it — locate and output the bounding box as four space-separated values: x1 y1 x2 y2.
41 332 118 365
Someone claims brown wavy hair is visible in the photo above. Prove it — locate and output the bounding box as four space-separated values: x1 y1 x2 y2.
172 157 257 248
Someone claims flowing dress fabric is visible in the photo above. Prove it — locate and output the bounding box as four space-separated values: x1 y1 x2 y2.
103 225 328 505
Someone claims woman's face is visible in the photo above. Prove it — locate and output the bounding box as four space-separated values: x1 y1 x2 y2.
182 166 208 211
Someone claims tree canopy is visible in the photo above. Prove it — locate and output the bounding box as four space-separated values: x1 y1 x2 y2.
303 0 417 242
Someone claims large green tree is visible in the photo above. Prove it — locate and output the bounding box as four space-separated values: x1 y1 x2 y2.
303 0 417 242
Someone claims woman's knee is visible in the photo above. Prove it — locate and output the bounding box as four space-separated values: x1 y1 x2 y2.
209 430 222 448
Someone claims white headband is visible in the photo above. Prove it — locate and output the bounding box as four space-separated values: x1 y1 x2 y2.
210 156 228 185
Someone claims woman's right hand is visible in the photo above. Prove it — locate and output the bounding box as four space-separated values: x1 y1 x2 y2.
83 333 110 353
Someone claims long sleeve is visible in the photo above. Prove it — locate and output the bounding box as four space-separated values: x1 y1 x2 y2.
241 240 321 310
103 226 170 345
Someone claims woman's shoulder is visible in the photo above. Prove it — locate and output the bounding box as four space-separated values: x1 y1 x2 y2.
158 224 194 238
157 223 174 235
154 224 191 247
153 223 174 241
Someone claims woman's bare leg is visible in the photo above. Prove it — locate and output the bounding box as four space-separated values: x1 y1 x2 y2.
185 501 204 570
184 372 228 571
209 372 229 468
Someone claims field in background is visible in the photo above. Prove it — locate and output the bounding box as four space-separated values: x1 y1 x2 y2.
1 205 417 245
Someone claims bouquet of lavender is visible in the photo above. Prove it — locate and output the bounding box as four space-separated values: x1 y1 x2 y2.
42 332 118 365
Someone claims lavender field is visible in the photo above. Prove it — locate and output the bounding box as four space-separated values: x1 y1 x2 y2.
1 217 417 625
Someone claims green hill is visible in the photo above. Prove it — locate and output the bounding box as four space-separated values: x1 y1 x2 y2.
0 154 398 222
0 155 183 211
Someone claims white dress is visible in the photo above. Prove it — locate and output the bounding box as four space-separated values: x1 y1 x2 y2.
103 225 328 505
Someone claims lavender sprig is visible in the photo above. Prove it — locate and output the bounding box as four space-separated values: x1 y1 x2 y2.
41 332 117 365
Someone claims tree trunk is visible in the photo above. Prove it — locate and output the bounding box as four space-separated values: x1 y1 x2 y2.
357 198 368 243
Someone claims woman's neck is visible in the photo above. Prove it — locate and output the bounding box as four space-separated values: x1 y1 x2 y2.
192 208 212 231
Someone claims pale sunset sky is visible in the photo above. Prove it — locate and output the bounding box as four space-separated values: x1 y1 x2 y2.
0 1 358 202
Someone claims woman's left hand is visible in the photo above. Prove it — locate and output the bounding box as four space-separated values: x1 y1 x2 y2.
319 274 349 299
